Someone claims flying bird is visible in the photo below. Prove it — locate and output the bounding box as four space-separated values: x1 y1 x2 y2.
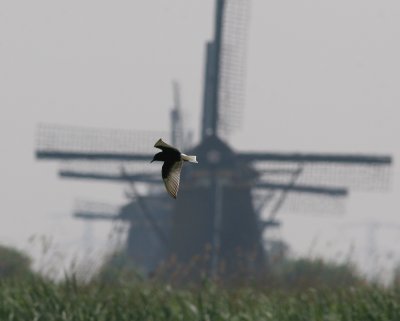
151 138 198 198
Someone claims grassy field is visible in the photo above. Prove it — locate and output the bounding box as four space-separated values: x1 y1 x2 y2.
1 276 400 321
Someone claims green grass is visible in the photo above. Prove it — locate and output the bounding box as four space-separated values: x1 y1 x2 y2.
1 277 400 321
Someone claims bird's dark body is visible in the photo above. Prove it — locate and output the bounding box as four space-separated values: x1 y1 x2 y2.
152 150 181 179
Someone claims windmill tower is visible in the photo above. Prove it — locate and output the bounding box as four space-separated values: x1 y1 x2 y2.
36 0 392 278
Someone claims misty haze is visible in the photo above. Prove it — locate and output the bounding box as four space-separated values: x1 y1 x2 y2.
1 1 399 319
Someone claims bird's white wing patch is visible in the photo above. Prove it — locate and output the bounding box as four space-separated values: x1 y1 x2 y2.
154 138 179 152
163 160 183 199
181 154 198 163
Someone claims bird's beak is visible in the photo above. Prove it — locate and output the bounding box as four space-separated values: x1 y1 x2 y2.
150 159 154 163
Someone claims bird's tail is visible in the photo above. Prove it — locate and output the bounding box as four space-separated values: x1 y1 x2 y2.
181 154 198 163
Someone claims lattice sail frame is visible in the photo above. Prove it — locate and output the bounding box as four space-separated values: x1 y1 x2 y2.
252 156 391 216
60 161 159 177
253 188 347 216
36 123 168 155
218 0 251 139
254 161 392 192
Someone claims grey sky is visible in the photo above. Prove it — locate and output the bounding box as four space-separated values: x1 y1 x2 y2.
1 0 399 277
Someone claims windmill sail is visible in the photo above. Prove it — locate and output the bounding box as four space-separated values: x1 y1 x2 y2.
36 123 165 160
250 154 392 191
201 0 250 140
218 0 250 139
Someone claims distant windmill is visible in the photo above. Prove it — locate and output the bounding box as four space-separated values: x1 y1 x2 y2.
36 0 392 278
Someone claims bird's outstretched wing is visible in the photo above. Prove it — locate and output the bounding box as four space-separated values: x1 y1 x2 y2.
162 160 183 198
154 138 179 152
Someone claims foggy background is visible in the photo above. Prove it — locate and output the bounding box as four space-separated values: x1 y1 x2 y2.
0 0 399 278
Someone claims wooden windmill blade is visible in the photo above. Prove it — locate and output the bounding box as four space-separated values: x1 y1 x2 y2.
255 182 348 196
35 123 166 161
251 153 391 218
59 161 159 184
254 187 347 217
237 151 392 164
254 163 348 218
201 0 250 140
60 170 161 184
255 183 348 216
217 0 250 139
245 152 392 192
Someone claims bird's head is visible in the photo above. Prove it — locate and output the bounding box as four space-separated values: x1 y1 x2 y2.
151 152 163 163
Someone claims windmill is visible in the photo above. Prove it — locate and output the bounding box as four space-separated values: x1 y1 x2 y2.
36 0 392 278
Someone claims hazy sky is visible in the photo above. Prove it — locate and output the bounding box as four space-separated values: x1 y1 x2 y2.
1 0 399 277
